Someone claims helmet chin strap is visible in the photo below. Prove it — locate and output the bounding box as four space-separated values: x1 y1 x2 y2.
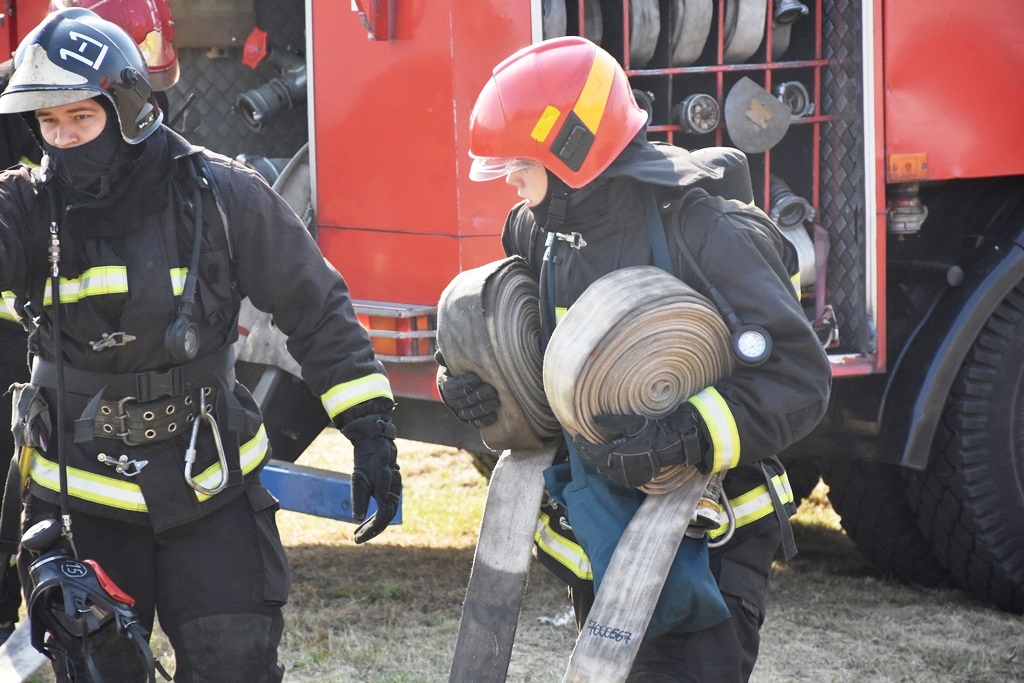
543 173 571 233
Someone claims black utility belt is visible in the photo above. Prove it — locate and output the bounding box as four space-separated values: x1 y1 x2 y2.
29 348 245 445
30 349 233 403
92 387 217 446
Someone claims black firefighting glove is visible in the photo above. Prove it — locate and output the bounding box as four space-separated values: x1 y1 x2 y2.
435 350 500 428
340 414 402 544
573 405 709 489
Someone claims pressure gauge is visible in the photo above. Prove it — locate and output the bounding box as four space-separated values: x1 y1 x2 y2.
732 325 772 366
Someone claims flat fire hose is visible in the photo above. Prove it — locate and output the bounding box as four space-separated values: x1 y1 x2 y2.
544 267 732 682
440 262 732 682
562 469 712 683
437 258 560 683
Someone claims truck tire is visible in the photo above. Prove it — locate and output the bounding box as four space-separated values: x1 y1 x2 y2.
779 456 820 505
469 450 500 480
821 459 950 587
906 284 1024 613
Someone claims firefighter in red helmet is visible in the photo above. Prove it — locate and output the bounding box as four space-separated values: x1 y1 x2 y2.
438 36 831 682
0 8 401 680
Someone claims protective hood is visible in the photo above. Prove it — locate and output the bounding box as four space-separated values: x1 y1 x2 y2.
600 136 755 204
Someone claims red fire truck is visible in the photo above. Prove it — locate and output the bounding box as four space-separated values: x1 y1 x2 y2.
4 0 1023 614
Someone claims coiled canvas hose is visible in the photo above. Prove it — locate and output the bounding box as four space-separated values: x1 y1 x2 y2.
544 266 734 493
436 257 561 451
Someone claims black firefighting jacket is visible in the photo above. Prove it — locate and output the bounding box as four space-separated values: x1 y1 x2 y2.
0 126 392 531
507 141 831 575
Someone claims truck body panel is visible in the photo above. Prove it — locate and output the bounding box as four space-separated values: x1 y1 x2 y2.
883 1 1024 181
311 0 529 307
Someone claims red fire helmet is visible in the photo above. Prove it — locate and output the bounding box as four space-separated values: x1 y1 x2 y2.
49 0 178 90
469 36 647 189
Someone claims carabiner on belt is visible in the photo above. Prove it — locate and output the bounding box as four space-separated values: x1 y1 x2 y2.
708 482 737 548
183 388 229 495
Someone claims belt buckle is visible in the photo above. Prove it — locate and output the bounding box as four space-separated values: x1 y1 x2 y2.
116 396 138 445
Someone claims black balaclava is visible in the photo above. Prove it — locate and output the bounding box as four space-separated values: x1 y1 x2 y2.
45 96 134 199
43 96 173 237
527 170 610 233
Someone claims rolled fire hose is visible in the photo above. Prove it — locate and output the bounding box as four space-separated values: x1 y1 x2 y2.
629 0 661 68
770 175 817 289
542 0 567 39
668 0 713 67
436 257 561 452
722 0 767 64
543 266 734 493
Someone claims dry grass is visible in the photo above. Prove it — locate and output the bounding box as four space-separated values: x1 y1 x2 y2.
276 430 576 683
25 430 1024 682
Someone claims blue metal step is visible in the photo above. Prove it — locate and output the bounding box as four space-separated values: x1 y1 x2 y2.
261 459 402 524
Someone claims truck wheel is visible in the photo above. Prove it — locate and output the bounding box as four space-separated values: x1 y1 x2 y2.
821 459 950 587
780 456 821 505
907 285 1024 613
469 450 500 480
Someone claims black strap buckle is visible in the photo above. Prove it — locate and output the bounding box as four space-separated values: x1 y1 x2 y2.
135 367 184 402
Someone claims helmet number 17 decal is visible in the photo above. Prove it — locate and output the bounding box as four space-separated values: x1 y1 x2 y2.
60 31 109 70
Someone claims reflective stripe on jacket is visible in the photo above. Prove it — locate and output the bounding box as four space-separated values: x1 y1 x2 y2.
537 470 794 581
0 127 392 528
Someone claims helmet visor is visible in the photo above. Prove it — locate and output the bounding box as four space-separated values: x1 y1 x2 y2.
469 156 542 182
0 87 97 115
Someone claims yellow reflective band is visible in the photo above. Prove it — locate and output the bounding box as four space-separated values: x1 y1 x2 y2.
687 387 740 472
537 302 568 323
791 272 801 298
27 424 270 510
708 472 793 539
36 267 194 305
321 373 394 419
535 511 593 580
170 268 188 296
573 49 616 134
29 449 148 512
41 266 128 305
531 105 562 143
19 156 39 168
0 292 19 323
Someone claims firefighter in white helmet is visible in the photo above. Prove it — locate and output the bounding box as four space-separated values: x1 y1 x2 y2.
0 0 173 648
437 36 831 681
0 8 400 680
